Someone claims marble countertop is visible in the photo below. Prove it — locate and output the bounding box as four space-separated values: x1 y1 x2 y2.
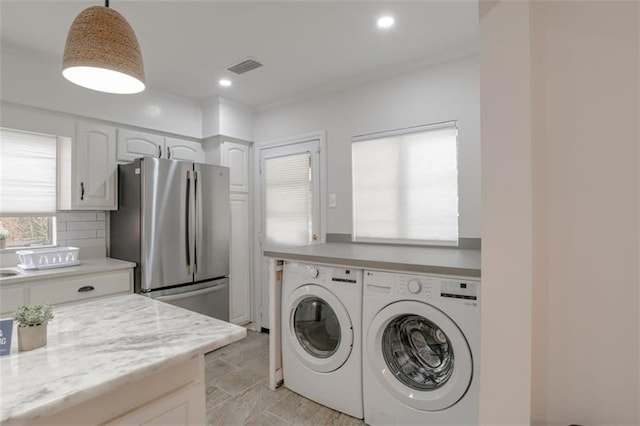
0 294 246 424
265 243 481 277
0 258 136 286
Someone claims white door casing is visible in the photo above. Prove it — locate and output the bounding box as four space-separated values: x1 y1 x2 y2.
256 132 326 329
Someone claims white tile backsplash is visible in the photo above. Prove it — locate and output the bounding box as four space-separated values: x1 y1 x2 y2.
56 211 107 257
56 212 98 222
66 221 106 231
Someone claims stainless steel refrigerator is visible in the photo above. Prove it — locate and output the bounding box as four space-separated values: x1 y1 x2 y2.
110 157 230 321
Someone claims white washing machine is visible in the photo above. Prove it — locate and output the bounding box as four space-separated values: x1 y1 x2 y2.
281 261 363 419
363 270 480 426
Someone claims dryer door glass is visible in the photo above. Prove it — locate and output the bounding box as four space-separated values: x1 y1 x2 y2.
382 314 454 391
293 296 341 358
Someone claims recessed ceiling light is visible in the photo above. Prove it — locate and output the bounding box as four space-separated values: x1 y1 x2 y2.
377 15 395 29
219 79 232 87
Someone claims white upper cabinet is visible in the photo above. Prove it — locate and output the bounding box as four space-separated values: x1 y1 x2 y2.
58 121 117 210
221 141 250 192
165 137 205 163
117 129 164 162
116 129 205 163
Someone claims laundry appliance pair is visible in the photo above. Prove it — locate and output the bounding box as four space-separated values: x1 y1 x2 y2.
280 261 480 425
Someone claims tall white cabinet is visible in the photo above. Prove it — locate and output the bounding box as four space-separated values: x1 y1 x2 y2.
221 140 253 325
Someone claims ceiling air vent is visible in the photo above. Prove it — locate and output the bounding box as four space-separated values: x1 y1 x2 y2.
226 57 263 75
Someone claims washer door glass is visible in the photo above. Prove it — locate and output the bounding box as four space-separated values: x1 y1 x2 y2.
383 315 453 391
366 300 473 411
294 297 340 358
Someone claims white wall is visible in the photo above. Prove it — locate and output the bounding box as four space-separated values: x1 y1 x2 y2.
478 1 533 424
480 1 640 424
1 48 203 138
202 97 255 141
219 98 254 142
253 55 481 238
531 2 639 425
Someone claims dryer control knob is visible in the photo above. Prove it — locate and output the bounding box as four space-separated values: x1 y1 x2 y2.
307 267 320 279
407 279 422 294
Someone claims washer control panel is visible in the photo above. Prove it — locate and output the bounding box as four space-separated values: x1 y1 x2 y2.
364 270 480 302
440 279 479 301
291 262 362 285
397 276 434 299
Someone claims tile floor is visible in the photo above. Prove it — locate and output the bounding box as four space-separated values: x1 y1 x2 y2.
204 330 366 426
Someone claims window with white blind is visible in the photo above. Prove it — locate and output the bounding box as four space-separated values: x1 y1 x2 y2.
352 122 459 245
0 128 57 248
264 152 312 247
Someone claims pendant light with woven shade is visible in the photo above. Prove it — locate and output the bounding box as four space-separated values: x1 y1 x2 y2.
62 0 145 94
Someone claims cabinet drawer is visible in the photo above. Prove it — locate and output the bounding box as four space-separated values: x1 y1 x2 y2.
0 286 26 316
30 270 132 306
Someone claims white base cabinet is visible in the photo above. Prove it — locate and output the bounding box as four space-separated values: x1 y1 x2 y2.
0 268 133 317
25 356 206 426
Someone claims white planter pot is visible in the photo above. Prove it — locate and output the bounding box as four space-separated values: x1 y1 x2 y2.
18 324 47 351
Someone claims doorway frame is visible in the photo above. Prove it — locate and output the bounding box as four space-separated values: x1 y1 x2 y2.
252 130 327 330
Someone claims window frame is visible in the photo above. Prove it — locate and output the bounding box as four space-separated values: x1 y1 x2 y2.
351 121 460 247
0 126 59 251
0 215 57 251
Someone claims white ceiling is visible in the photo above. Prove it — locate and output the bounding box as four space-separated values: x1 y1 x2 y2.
0 1 479 107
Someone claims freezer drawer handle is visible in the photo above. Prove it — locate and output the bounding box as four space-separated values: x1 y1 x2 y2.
80 182 85 201
78 286 95 293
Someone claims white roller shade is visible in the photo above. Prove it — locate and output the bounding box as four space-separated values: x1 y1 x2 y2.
0 128 57 214
352 124 459 245
264 153 312 247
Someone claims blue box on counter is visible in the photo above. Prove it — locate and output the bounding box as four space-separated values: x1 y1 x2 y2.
0 319 14 356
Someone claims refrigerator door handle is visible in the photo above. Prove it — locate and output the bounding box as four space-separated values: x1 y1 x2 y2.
194 169 200 274
185 169 192 275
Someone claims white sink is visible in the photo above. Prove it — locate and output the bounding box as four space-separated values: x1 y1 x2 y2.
0 268 22 279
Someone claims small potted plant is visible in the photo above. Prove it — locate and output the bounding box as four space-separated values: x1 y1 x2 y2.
14 304 54 351
0 228 9 249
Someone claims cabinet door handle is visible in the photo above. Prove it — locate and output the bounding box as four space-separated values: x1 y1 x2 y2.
158 146 162 158
78 285 95 293
167 146 171 159
80 182 85 201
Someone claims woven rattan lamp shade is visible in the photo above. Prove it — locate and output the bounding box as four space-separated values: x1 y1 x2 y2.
62 6 145 94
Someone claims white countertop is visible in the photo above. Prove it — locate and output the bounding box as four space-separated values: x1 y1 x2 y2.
265 243 481 277
0 258 136 285
0 294 246 424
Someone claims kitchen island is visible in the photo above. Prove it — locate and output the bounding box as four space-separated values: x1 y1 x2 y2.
0 294 246 425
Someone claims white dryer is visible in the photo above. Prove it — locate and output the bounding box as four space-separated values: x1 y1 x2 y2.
281 261 363 419
363 270 480 426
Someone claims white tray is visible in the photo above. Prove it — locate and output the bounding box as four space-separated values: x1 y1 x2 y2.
17 260 81 271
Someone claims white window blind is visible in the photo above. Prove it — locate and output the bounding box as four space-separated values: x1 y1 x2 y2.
352 123 459 245
264 153 312 247
0 128 57 214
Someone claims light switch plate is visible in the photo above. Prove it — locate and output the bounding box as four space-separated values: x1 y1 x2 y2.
329 193 337 208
